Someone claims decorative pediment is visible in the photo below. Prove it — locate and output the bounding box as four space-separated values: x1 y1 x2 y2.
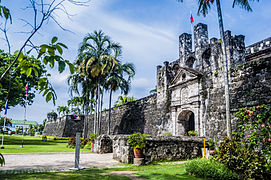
170 66 202 86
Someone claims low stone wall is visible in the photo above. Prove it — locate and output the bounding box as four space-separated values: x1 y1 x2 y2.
111 135 204 163
145 136 204 162
112 135 133 163
94 135 113 154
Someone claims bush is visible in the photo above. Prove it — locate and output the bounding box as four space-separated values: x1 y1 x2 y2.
84 141 92 149
213 105 271 179
128 132 147 149
80 138 90 148
42 135 47 141
89 133 99 142
188 130 197 136
185 159 239 180
163 132 172 136
208 138 218 150
67 137 76 148
214 136 269 179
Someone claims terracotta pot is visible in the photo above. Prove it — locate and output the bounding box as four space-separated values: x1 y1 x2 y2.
134 148 144 158
91 141 94 151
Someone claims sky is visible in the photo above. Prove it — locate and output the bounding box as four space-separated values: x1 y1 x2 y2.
1 0 271 124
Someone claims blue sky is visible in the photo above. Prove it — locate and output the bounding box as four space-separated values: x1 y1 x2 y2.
1 0 271 123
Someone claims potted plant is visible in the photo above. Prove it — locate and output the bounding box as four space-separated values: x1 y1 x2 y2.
89 133 99 151
208 138 218 155
128 132 147 158
188 130 198 136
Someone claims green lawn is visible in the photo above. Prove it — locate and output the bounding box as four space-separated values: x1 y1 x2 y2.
0 135 90 153
0 163 205 180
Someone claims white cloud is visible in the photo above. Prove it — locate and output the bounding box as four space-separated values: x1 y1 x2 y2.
132 78 150 88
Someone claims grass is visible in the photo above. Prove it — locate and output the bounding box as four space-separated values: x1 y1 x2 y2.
0 135 91 153
0 163 205 180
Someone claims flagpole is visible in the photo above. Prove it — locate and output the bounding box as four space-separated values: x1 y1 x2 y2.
1 117 6 149
21 95 27 148
190 11 194 51
1 100 8 149
21 83 28 148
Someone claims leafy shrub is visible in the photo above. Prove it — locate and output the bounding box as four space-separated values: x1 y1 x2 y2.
214 136 269 179
80 138 90 148
213 104 271 179
89 133 99 142
128 132 147 149
67 136 76 148
185 158 239 180
84 141 92 149
208 138 218 150
163 132 172 136
42 135 47 141
188 130 197 136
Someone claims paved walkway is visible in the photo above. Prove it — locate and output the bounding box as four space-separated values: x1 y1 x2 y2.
1 153 120 171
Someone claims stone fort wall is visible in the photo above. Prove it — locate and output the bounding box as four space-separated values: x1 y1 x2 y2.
43 24 271 139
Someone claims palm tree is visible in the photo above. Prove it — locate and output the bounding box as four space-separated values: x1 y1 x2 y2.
178 0 259 138
57 106 70 117
76 30 121 134
105 62 135 134
68 70 98 137
115 96 137 107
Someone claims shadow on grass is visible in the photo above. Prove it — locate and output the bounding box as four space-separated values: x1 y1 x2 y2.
138 173 202 180
1 168 130 180
3 135 67 146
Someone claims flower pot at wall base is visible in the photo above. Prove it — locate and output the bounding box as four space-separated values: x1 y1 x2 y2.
134 148 144 158
91 141 94 151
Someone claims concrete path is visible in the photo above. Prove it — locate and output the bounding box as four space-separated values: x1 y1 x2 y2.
1 153 120 171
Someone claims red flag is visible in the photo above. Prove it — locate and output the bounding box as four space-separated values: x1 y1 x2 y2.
190 14 194 23
25 82 29 95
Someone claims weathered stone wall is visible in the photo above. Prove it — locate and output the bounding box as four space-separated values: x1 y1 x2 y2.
87 94 164 136
43 23 271 142
111 135 204 163
94 135 113 154
43 115 84 137
205 57 271 139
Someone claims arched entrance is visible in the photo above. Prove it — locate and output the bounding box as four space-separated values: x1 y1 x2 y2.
177 110 195 135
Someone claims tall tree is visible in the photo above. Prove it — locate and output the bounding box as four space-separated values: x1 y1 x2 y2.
105 62 135 134
178 0 259 138
76 30 120 134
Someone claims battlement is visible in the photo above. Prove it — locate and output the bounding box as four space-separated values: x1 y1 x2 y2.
245 37 271 61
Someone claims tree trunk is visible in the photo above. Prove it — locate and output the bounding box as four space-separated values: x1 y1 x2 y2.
108 89 113 135
98 88 104 135
216 0 231 138
94 86 98 134
97 85 101 134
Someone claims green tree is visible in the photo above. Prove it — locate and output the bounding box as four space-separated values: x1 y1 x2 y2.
0 117 11 127
178 0 259 137
115 96 137 107
105 62 135 134
57 106 70 116
0 50 46 110
76 30 120 134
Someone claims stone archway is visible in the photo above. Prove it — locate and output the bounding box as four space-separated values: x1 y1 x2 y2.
177 110 195 135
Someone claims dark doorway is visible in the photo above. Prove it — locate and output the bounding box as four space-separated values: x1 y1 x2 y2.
177 110 195 135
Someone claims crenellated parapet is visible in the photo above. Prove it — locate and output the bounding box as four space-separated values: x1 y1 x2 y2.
245 37 271 61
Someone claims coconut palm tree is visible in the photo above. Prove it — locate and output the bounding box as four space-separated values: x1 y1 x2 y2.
76 30 121 134
178 0 259 138
105 62 135 134
57 106 70 116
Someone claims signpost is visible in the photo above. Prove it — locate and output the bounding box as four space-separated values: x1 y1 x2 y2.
70 132 84 170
